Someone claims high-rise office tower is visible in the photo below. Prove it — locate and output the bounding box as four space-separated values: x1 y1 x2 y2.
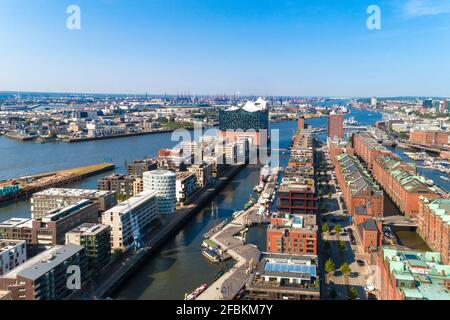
328 113 344 139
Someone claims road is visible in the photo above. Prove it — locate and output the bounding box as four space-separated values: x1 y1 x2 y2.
316 146 369 300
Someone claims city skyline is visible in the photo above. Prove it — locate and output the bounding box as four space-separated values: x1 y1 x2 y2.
1 0 449 97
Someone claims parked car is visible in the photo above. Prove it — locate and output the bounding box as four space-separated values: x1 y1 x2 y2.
364 285 375 292
357 260 366 267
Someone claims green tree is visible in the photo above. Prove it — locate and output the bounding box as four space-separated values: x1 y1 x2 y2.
334 224 342 234
340 263 352 285
329 289 337 300
322 223 330 233
338 240 346 252
347 287 358 300
325 259 335 279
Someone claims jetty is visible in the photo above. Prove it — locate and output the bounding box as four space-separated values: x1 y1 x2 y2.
0 163 115 205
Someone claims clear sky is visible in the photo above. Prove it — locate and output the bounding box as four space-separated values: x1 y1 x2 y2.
0 0 449 97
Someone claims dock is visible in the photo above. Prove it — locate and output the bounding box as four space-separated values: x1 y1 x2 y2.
0 163 115 205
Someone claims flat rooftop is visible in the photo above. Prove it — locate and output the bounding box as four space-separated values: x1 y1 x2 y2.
67 223 109 236
42 199 95 222
0 218 32 229
33 188 113 198
1 244 84 281
104 190 158 215
0 239 26 253
383 246 450 300
256 253 318 281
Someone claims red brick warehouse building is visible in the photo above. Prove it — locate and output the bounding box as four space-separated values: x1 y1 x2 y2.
332 153 384 225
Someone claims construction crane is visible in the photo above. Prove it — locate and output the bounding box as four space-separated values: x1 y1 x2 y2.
127 200 144 254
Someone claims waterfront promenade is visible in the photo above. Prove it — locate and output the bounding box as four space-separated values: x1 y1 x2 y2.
88 164 245 299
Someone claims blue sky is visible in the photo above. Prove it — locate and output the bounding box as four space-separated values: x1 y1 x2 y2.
0 0 449 97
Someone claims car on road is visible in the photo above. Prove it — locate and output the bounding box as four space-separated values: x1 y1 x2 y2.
364 285 375 292
357 260 366 267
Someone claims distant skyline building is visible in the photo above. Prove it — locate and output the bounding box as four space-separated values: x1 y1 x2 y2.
328 113 344 140
422 99 433 109
218 97 269 146
143 170 177 215
298 116 305 130
371 97 378 107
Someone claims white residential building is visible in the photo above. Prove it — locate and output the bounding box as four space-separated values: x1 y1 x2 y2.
143 170 177 215
175 172 198 204
101 191 159 250
0 240 27 276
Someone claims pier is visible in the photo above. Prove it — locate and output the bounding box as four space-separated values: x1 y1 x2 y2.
0 163 115 205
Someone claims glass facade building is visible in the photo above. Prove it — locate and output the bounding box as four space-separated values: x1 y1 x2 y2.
219 108 269 132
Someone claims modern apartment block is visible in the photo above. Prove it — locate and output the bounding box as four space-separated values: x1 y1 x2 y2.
188 163 213 188
0 244 89 300
277 178 317 216
31 188 117 220
246 253 320 300
267 215 318 255
215 141 238 165
0 218 33 245
143 170 177 215
65 223 111 272
378 246 450 300
98 174 136 200
127 159 158 177
175 172 198 204
418 197 450 264
0 240 27 276
31 199 98 246
101 191 159 250
204 153 226 177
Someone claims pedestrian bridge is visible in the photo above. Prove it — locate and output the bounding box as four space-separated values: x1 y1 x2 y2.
382 215 418 228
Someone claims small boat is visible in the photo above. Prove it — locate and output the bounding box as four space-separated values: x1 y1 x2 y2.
185 283 209 300
440 176 450 181
232 210 245 219
202 249 221 263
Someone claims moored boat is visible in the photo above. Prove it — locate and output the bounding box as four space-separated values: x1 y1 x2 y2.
202 248 221 263
185 283 209 300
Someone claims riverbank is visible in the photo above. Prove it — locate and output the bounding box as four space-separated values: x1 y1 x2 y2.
0 163 115 205
61 128 192 143
89 164 246 299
